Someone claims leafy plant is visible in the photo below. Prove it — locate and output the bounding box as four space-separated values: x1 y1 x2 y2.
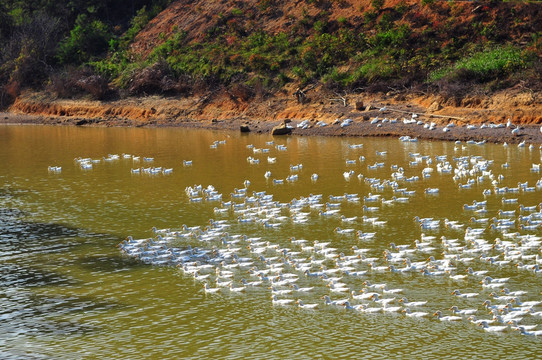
57 14 112 65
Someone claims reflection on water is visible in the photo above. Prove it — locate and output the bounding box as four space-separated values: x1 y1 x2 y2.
0 125 541 359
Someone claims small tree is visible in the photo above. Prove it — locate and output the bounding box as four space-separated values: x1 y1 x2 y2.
1 12 60 86
57 14 112 65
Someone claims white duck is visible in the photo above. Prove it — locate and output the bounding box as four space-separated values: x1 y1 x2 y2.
403 308 429 318
269 286 292 296
511 297 542 308
451 289 479 298
296 299 319 310
514 327 542 336
271 295 294 306
322 295 350 306
433 311 463 321
351 290 378 301
398 297 427 307
288 282 313 292
466 267 488 277
203 283 221 294
362 280 387 290
507 320 538 331
449 306 477 315
478 322 508 332
370 294 396 306
228 283 246 293
500 288 527 296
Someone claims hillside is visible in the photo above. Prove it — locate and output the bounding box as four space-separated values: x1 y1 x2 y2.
132 0 541 58
2 0 542 129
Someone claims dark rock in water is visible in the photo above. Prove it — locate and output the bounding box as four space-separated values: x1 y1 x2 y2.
240 125 250 132
75 119 89 126
271 123 292 135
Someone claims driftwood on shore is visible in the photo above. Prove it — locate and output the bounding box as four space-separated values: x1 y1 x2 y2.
293 84 316 104
374 106 466 122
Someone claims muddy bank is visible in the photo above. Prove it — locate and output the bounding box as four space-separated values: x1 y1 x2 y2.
2 89 542 145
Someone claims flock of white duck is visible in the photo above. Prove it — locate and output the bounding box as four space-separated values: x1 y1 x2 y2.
109 135 542 337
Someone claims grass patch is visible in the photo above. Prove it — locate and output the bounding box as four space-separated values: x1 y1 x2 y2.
428 46 529 83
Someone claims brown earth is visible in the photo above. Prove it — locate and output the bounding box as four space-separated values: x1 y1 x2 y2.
3 84 542 144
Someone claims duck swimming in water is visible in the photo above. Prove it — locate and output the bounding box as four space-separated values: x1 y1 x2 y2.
271 295 294 306
433 311 462 321
296 299 319 310
451 289 479 298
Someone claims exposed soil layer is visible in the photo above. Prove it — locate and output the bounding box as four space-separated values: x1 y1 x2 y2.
3 87 542 145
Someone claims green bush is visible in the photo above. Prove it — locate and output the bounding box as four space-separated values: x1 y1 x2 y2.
322 67 353 87
57 14 113 65
373 24 411 49
352 57 395 83
89 51 131 80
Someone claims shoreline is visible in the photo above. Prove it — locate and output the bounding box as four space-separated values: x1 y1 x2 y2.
2 110 542 146
2 89 542 145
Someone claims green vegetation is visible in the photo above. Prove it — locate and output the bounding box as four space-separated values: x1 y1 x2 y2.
57 14 113 64
428 46 529 83
0 0 173 104
0 0 541 106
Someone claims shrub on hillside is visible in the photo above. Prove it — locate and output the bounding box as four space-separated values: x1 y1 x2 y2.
76 75 110 100
128 61 176 95
176 74 194 96
49 68 111 100
48 70 80 98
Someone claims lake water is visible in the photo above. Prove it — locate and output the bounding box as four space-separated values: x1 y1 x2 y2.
1 125 541 359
